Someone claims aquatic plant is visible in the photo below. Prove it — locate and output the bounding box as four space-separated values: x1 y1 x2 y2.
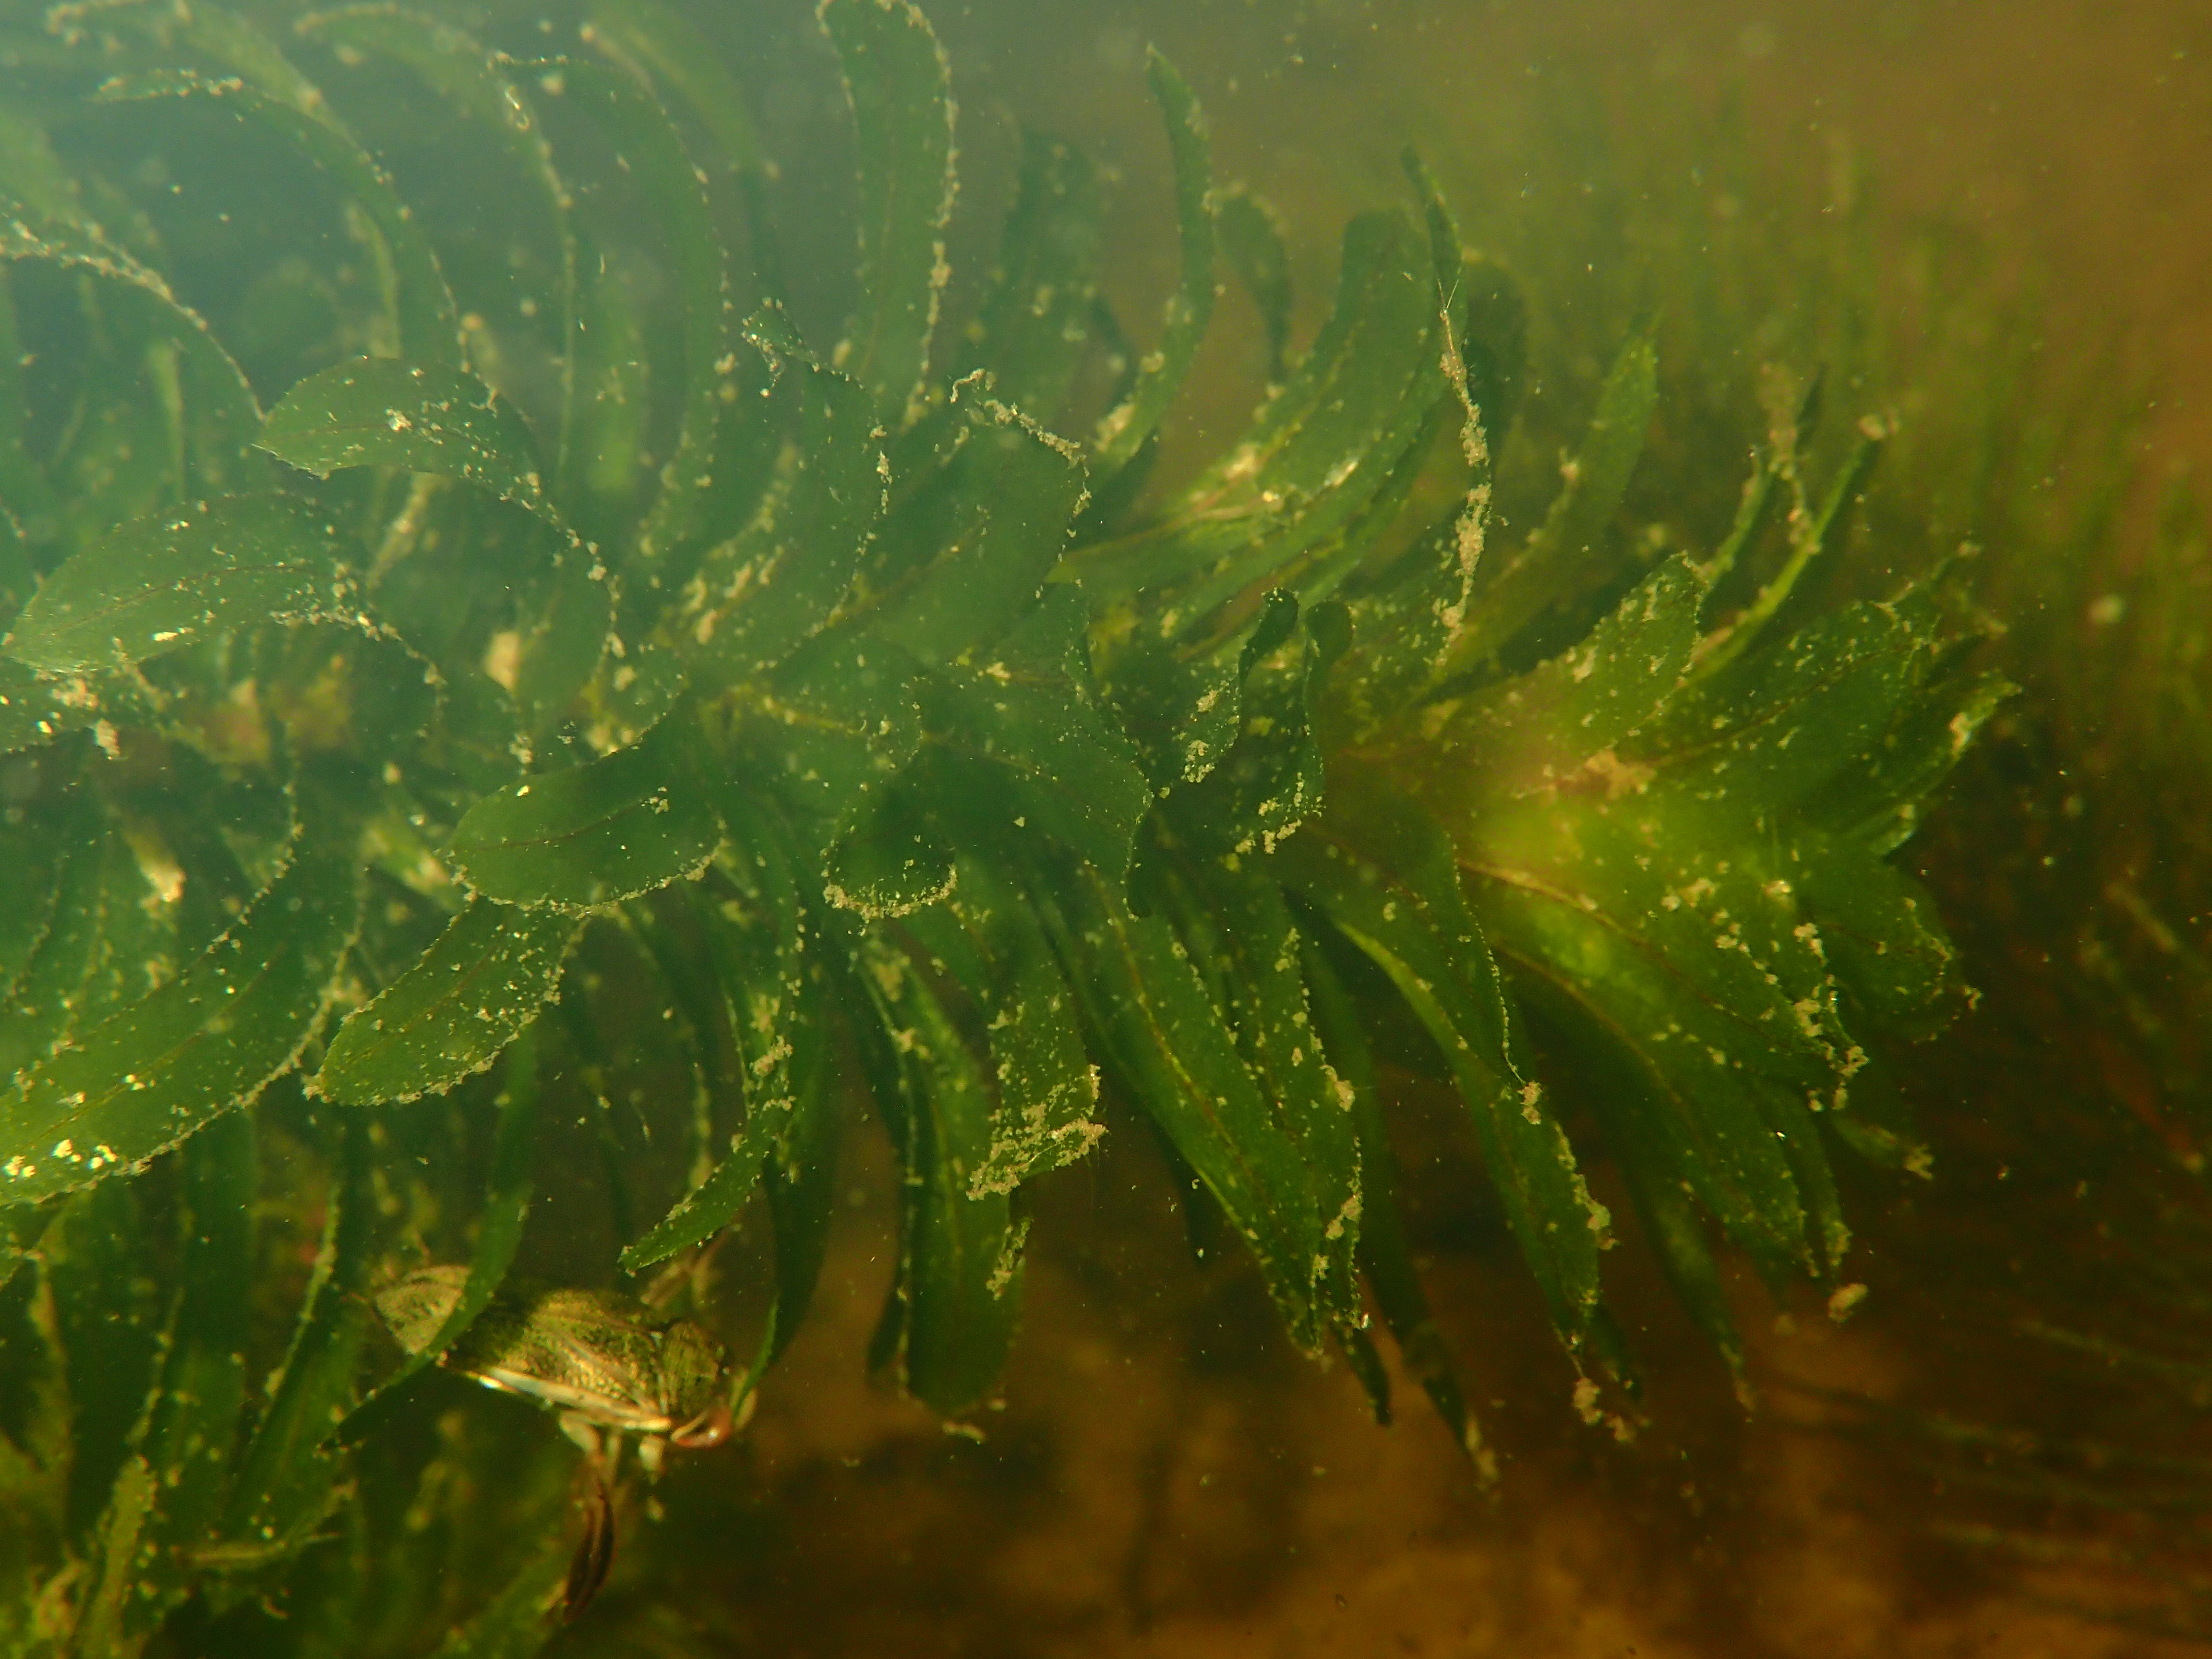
0 0 2001 1646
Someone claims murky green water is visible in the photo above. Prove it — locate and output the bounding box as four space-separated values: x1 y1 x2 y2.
0 2 2207 1654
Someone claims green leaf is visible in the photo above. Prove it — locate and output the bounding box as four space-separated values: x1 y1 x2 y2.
823 774 952 920
1439 553 1706 806
584 0 770 175
855 936 1022 1416
737 628 924 850
220 1117 373 1551
72 825 183 1032
821 0 956 427
301 7 581 469
683 323 884 685
448 714 720 908
96 67 460 368
316 897 577 1105
0 847 358 1207
871 400 1097 668
260 357 554 524
1450 334 1659 670
1695 428 1884 682
929 584 1153 878
1102 588 1298 794
44 1178 163 1539
620 799 833 1274
1055 867 1328 1352
1275 782 1611 1346
1091 52 1215 473
339 1031 541 1455
1523 980 1750 1396
1336 173 1508 723
1793 833 1967 1037
960 131 1105 423
0 212 265 486
1301 934 1490 1468
752 1024 842 1379
903 857 1100 1195
863 394 1089 669
534 54 733 566
0 662 149 757
1175 867 1363 1335
1460 788 1843 1282
1167 594 1339 862
1077 207 1444 634
508 544 616 738
137 1111 257 1605
5 493 363 673
0 101 80 225
73 1454 156 1659
0 801 68 1007
0 814 111 1087
1216 184 1293 386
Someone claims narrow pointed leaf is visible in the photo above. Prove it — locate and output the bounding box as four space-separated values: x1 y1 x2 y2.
1302 935 1489 1468
1091 52 1215 472
97 68 460 367
1276 786 1610 1345
1078 208 1442 628
316 898 577 1105
1450 334 1659 669
904 857 1100 1195
44 1179 162 1538
0 213 264 479
535 54 733 565
960 131 1105 422
0 821 108 1092
448 715 720 908
865 400 1090 666
684 323 885 685
140 1112 256 1585
931 585 1152 877
621 808 821 1270
857 938 1022 1416
220 1115 373 1551
0 849 357 1206
337 1032 541 1446
821 0 956 426
1185 868 1363 1333
6 493 363 673
1057 868 1326 1352
1216 184 1293 385
261 358 555 523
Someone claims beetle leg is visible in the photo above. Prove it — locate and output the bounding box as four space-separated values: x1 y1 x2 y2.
557 1411 603 1462
637 1433 666 1479
562 1465 616 1623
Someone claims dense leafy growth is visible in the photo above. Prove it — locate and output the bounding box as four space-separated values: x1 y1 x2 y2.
0 0 1998 1647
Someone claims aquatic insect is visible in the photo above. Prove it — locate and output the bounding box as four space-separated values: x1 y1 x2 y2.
374 1266 740 1616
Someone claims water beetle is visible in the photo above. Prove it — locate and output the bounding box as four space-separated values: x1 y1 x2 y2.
375 1265 741 1616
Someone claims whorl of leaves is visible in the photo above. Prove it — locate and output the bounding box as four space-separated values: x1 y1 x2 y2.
0 0 1999 1650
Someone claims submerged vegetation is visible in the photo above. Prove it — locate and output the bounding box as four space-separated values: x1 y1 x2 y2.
0 0 2015 1648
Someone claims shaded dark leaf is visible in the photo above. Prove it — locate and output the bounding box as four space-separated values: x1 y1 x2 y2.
96 67 460 368
1276 782 1611 1347
1090 52 1214 474
855 935 1022 1416
821 0 956 427
0 847 358 1207
448 712 720 908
